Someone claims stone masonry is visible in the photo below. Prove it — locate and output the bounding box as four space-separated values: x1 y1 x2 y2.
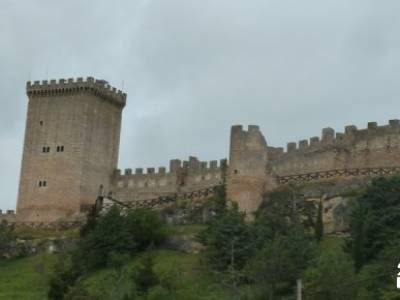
16 78 125 222
6 77 400 224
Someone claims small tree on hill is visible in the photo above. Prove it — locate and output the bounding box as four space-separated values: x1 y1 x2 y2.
199 202 256 272
315 199 324 242
131 253 159 299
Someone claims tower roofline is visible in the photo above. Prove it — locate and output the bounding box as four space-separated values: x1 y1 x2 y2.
26 77 126 108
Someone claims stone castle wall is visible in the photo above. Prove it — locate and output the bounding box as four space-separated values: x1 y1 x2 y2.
268 120 400 178
0 210 16 223
12 76 400 224
225 120 400 215
111 157 226 202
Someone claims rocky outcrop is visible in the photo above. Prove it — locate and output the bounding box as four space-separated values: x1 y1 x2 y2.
164 234 205 254
301 178 368 234
0 237 78 259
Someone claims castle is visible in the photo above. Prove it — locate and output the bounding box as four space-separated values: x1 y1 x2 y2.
4 77 400 224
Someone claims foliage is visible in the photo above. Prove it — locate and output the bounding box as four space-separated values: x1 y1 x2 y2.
75 206 165 271
356 241 400 300
256 185 316 240
80 204 99 237
315 199 324 241
350 201 366 272
246 226 317 299
349 176 400 267
74 206 135 271
131 253 159 298
304 246 358 300
125 209 165 251
198 202 257 271
346 175 400 297
48 254 81 300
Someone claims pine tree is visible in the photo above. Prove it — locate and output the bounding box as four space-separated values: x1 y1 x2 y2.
315 200 324 242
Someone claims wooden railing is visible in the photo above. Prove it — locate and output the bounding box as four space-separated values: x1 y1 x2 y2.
101 185 222 211
276 167 400 185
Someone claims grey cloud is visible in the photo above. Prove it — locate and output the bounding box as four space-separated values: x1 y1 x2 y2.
1 0 400 209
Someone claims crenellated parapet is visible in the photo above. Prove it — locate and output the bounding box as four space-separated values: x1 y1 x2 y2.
269 119 400 177
274 120 400 155
26 77 126 107
0 209 16 223
112 156 227 202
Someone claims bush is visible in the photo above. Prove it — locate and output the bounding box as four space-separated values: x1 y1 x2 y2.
48 254 80 300
199 203 256 271
75 206 166 271
304 248 358 300
349 175 400 270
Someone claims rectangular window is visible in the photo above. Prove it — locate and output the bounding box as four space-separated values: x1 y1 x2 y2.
38 180 47 188
56 146 65 152
42 147 50 153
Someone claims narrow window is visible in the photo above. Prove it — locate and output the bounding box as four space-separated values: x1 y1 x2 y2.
38 181 42 187
43 181 47 187
47 147 50 152
42 147 46 153
39 121 44 126
56 146 65 153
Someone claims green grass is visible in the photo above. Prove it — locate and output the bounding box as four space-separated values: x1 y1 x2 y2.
0 254 58 300
84 249 232 300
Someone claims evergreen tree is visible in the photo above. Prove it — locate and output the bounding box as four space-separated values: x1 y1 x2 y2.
199 202 256 271
351 205 366 273
304 247 358 300
131 254 159 299
349 175 400 267
315 200 324 242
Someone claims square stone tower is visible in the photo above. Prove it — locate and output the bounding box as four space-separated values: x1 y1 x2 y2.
226 125 275 215
16 77 126 223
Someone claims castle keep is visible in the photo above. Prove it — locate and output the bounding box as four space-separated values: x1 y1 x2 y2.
7 77 400 224
17 78 125 222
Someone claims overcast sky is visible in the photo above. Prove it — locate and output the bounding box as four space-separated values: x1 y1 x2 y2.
1 0 400 209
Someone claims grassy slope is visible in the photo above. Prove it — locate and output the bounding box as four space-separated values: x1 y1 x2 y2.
0 254 58 300
0 230 345 300
84 250 232 300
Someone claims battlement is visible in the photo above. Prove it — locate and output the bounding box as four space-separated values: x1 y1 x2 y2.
231 124 262 135
114 157 227 179
182 156 228 174
0 209 16 223
112 156 227 202
26 77 126 107
269 119 400 177
0 210 15 215
277 119 400 155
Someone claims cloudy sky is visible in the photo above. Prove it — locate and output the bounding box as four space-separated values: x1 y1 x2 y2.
1 0 400 209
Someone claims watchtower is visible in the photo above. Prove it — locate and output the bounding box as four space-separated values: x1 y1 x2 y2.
226 125 275 215
16 77 126 222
